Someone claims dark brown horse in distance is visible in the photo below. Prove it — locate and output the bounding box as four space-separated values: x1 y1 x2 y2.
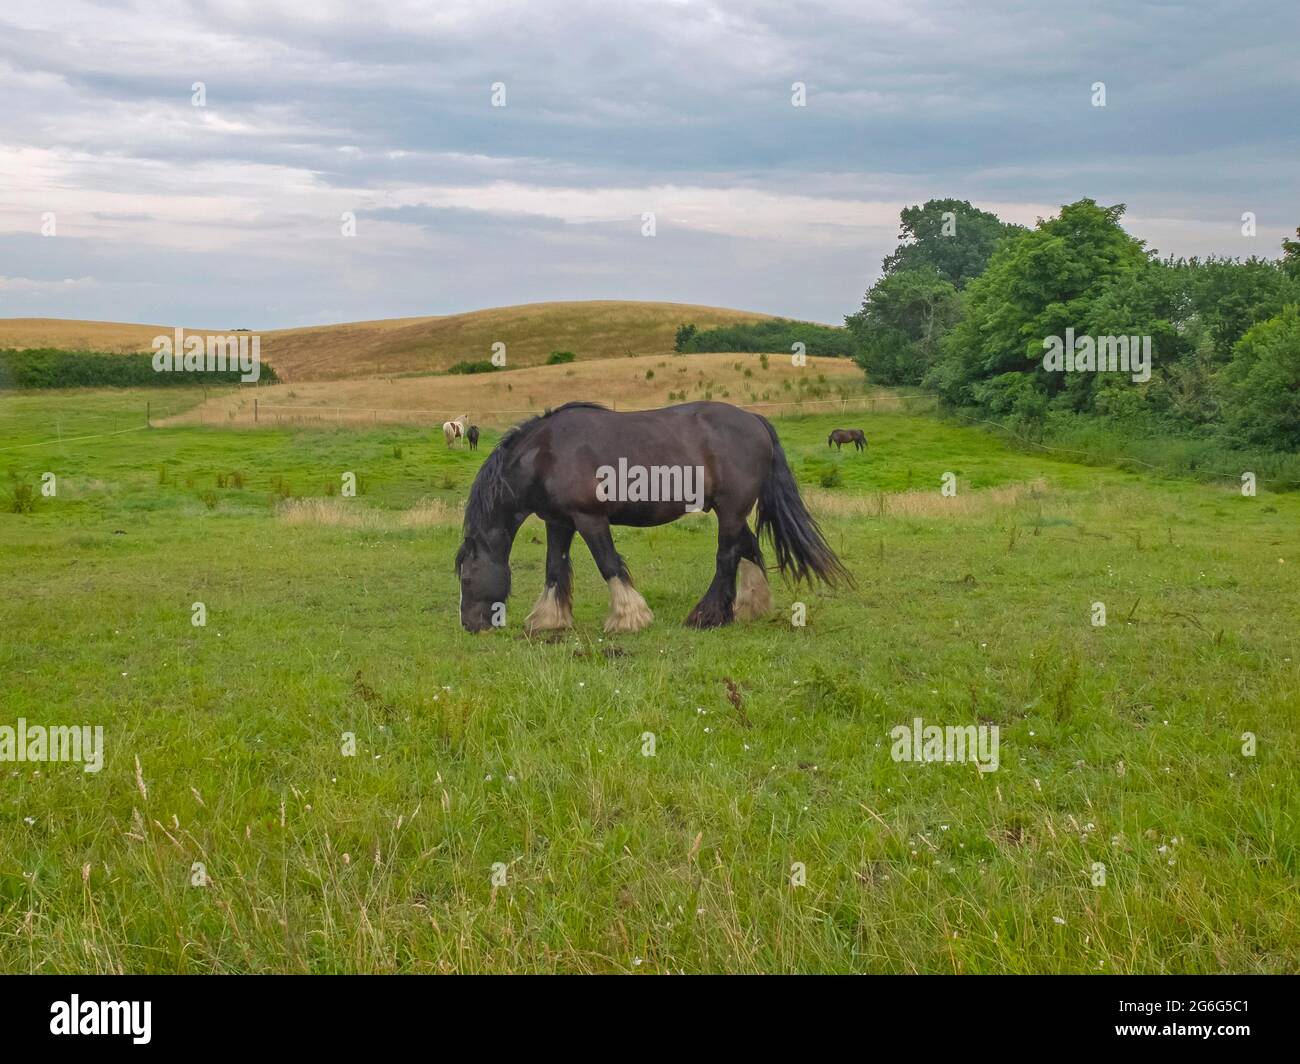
455 402 850 633
828 428 866 451
467 425 480 450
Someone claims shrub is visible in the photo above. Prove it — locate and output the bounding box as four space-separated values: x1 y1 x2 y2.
820 466 843 489
6 480 36 514
678 319 852 357
546 350 576 365
0 347 277 388
446 360 498 375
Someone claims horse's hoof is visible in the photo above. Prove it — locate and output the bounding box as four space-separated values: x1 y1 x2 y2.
684 603 732 628
733 559 772 620
525 587 574 633
604 577 653 633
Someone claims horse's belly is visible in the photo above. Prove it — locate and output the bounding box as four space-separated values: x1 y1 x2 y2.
607 501 709 527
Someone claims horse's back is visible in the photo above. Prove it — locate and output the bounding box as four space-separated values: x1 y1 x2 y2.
530 402 773 519
548 400 766 436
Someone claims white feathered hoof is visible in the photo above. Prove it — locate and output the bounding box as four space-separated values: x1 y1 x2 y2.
525 585 573 634
604 576 653 633
734 558 772 620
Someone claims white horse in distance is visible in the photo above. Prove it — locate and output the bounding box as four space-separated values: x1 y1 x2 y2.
442 414 470 447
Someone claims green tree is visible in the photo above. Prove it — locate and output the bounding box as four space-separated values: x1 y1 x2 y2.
1179 256 1298 360
881 198 1024 289
845 267 961 385
1217 304 1300 449
1282 227 1300 281
926 199 1152 408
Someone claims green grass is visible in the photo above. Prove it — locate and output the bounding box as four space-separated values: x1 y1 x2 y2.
1 388 1297 973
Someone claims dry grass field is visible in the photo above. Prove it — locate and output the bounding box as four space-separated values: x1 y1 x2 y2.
161 352 870 429
0 301 776 381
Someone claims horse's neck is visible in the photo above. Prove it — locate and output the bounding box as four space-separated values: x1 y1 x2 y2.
474 505 527 559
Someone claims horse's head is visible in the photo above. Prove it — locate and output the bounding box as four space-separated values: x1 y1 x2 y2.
455 534 511 632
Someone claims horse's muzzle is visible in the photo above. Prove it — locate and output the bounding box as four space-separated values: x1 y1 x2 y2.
460 603 494 633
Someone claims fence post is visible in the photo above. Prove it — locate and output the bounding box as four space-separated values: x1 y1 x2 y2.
146 401 150 428
254 398 258 424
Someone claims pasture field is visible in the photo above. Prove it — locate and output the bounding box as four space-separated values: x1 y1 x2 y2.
1 387 1297 973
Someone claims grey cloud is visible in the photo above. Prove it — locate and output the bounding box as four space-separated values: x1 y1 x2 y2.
0 0 1295 326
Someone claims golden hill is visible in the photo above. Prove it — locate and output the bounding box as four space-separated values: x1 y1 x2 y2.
0 301 777 381
162 352 867 430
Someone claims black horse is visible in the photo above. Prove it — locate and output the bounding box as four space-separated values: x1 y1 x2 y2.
455 401 850 633
828 428 866 451
467 425 480 450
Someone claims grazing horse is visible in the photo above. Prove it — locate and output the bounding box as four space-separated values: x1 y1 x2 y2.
441 414 469 447
467 425 480 450
828 428 866 451
455 401 851 634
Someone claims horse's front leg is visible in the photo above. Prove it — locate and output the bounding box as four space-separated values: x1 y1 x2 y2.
574 515 653 633
525 521 576 633
686 514 746 628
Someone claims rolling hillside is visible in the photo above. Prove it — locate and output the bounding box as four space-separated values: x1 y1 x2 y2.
0 301 779 382
161 352 868 429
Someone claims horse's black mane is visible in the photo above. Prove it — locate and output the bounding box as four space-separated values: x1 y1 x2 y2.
456 403 607 569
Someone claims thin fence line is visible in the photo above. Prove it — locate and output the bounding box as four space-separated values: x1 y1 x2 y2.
247 393 933 418
0 423 152 452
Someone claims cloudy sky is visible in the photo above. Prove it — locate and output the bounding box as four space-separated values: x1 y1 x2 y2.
1 0 1296 327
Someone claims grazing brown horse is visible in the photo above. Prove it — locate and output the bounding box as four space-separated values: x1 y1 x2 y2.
467 425 480 450
456 401 850 633
828 428 866 451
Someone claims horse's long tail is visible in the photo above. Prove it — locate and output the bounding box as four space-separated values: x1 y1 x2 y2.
755 416 853 587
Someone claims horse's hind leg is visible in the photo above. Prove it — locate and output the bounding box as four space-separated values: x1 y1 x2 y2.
686 512 748 628
575 515 653 633
525 521 575 634
733 524 772 621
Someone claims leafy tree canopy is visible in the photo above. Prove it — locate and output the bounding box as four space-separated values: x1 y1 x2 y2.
881 198 1025 289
